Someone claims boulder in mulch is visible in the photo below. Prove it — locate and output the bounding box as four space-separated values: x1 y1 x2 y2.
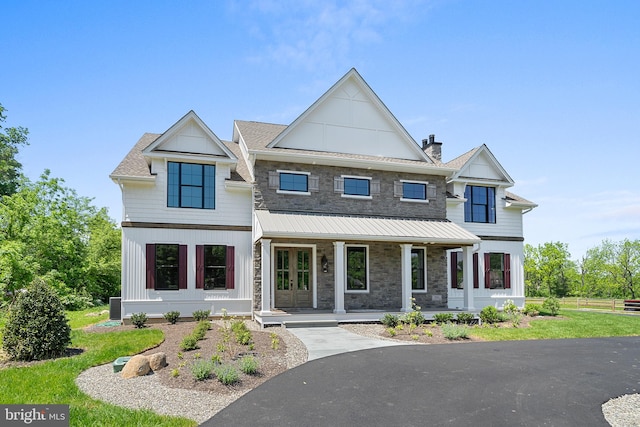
148 352 167 371
121 355 150 378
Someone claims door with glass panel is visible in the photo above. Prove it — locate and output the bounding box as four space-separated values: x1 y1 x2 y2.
274 248 312 308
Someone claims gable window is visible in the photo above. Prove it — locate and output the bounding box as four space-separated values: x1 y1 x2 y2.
346 246 368 292
344 177 370 196
411 248 426 291
167 162 215 209
464 186 496 223
146 244 187 291
196 245 235 290
485 253 511 289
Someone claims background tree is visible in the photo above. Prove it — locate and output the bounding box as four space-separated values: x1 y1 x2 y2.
524 242 578 297
0 104 29 197
581 239 640 299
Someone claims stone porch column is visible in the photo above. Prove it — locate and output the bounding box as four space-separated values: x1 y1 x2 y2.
462 245 475 311
333 241 346 314
400 243 413 312
260 239 272 315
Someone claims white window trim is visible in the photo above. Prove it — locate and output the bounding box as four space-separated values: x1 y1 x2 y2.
341 175 372 200
411 246 428 293
344 244 370 294
276 170 311 195
400 179 429 203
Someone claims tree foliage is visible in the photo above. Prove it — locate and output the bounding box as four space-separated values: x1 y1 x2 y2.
0 171 121 306
0 104 29 196
524 242 577 297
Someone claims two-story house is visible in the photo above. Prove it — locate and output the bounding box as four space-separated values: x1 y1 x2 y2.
111 68 535 324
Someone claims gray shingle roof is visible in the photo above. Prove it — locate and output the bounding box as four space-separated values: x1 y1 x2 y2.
110 133 160 178
444 146 480 170
223 141 251 183
505 191 537 207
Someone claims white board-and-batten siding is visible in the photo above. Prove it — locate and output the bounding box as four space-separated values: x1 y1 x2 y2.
122 159 252 226
121 227 253 319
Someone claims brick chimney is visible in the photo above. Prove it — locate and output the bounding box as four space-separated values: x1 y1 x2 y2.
422 134 442 161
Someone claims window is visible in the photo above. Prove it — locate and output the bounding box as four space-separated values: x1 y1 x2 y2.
346 246 368 291
344 177 370 196
167 162 215 209
403 182 426 200
464 186 496 223
485 253 511 289
450 252 479 289
279 172 308 192
146 244 187 290
411 248 426 290
196 245 235 290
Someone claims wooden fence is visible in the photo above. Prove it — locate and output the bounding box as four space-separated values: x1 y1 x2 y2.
526 297 626 312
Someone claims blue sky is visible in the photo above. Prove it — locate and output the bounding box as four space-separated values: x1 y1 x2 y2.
1 0 639 260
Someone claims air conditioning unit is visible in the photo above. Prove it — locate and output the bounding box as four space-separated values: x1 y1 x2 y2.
109 297 122 320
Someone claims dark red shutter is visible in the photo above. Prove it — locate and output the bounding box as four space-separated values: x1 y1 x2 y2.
473 253 479 288
226 246 235 289
450 252 458 288
504 253 511 289
178 245 188 290
196 245 204 289
146 244 155 289
484 253 491 289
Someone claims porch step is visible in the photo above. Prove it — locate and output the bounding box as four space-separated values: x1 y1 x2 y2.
282 320 339 328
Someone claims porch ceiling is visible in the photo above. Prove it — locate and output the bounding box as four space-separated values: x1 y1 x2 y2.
254 210 480 246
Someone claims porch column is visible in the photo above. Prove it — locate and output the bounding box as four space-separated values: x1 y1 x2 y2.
260 239 272 315
400 244 413 312
462 245 475 311
333 241 346 314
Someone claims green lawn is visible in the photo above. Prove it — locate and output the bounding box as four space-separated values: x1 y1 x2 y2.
0 307 196 427
471 309 640 341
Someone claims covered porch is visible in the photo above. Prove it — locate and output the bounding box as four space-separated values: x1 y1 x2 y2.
253 211 481 320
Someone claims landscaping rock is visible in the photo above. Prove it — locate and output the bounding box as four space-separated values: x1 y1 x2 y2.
148 352 167 371
121 355 150 378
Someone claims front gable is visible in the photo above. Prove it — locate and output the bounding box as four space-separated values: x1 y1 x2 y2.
143 110 236 160
450 144 514 186
268 69 431 162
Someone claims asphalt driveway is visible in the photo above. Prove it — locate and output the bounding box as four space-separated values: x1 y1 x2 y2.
203 337 640 426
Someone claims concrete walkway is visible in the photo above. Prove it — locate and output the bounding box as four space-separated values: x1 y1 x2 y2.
286 326 405 360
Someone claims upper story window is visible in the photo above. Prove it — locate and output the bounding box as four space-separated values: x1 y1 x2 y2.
464 186 495 223
167 162 215 209
403 182 426 200
344 177 370 196
280 172 308 192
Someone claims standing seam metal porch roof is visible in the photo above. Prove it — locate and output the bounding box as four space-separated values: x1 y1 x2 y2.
254 211 480 245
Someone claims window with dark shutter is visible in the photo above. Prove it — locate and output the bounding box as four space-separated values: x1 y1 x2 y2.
147 244 184 291
226 246 235 289
504 253 511 289
450 252 458 289
146 244 155 290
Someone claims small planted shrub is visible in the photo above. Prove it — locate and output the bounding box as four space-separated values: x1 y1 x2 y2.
130 312 148 329
171 368 180 378
479 306 500 324
191 360 213 381
423 328 433 337
214 364 240 385
231 320 253 345
401 310 425 326
2 279 71 361
270 332 280 350
381 313 399 328
433 312 454 325
502 299 520 316
193 321 210 340
211 353 222 364
523 303 541 317
387 327 397 337
456 312 475 325
441 323 469 340
192 309 210 322
180 335 199 351
542 297 561 316
239 355 259 375
163 311 180 324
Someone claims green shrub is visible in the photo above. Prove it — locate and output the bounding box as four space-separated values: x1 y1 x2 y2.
231 320 253 345
479 306 500 324
191 360 213 381
441 323 469 340
59 291 94 311
192 310 210 321
214 364 240 385
130 312 148 328
456 312 475 325
381 313 399 328
192 321 210 340
523 303 541 317
239 355 259 375
502 299 519 315
542 297 561 316
401 310 425 326
163 311 180 324
180 335 199 351
2 279 71 361
433 312 454 325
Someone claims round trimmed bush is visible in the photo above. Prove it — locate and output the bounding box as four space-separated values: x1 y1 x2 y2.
2 279 71 361
479 305 500 324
